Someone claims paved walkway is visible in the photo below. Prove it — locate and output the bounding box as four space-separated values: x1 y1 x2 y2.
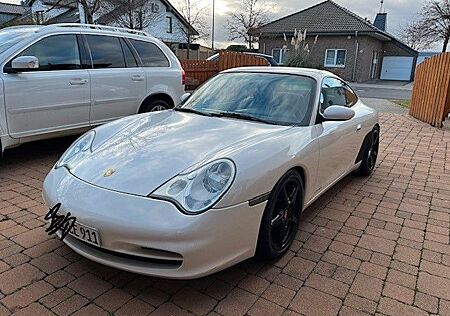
361 98 408 115
0 113 449 316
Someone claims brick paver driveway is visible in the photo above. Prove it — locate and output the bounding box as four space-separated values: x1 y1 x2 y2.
0 113 449 316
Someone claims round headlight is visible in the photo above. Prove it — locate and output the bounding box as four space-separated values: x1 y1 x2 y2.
151 159 236 214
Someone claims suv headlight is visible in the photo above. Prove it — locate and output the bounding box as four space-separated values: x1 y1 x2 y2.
151 159 236 214
56 131 95 170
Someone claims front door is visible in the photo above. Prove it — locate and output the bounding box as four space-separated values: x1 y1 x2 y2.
3 34 90 138
316 77 361 190
85 35 146 125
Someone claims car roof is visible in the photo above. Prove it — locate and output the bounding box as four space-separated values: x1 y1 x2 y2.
2 23 158 42
221 66 336 80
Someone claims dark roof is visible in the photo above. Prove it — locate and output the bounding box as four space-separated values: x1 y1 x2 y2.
254 0 379 34
0 2 27 15
253 0 417 56
25 0 77 9
97 0 198 36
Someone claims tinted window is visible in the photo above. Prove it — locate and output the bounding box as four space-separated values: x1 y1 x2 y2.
130 39 169 67
86 35 125 69
120 39 138 68
180 73 316 126
320 77 357 111
17 35 81 71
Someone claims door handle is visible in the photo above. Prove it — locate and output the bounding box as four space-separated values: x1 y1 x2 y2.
69 78 88 85
356 124 362 131
132 75 145 82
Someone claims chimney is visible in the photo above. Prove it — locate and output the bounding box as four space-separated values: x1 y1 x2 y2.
374 13 387 31
374 0 387 31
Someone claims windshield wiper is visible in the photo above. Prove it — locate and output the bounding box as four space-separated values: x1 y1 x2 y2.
174 107 212 117
210 112 277 125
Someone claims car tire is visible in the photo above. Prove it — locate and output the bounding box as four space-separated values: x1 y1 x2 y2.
141 99 171 112
357 126 380 176
256 170 303 260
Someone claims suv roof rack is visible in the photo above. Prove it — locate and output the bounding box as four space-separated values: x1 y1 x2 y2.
43 23 152 37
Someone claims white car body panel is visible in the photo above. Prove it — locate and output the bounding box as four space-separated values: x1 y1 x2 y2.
43 67 379 278
0 24 184 152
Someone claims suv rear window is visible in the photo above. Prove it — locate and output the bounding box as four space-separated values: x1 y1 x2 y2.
86 35 125 69
129 39 169 67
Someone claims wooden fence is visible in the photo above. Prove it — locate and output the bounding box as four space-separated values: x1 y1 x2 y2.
410 53 450 127
180 51 268 90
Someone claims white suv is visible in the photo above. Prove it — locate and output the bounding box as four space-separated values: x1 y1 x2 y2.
0 23 185 153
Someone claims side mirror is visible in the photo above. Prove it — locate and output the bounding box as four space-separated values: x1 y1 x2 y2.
180 92 191 103
6 56 39 73
322 105 355 121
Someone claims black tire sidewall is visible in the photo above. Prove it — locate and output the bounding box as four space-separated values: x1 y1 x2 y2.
143 100 170 112
256 170 304 259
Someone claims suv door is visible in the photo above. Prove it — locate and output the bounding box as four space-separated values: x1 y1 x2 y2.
316 77 360 189
3 34 90 138
84 35 146 125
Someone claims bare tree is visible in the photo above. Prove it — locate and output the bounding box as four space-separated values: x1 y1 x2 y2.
100 0 155 30
403 0 450 52
176 0 209 59
399 20 436 51
225 0 272 49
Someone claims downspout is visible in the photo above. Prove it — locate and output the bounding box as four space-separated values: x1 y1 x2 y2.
352 31 359 82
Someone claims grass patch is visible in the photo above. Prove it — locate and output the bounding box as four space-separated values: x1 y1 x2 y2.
391 100 411 108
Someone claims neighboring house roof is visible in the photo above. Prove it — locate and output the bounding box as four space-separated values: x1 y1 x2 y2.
97 0 198 36
0 2 27 15
253 0 417 55
46 7 80 23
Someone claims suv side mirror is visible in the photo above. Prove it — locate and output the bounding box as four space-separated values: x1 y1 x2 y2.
5 56 39 73
322 105 355 121
180 92 191 103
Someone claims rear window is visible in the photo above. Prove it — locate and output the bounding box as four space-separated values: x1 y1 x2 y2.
129 39 169 67
86 35 125 69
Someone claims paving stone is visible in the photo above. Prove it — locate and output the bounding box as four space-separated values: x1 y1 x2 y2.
289 286 342 316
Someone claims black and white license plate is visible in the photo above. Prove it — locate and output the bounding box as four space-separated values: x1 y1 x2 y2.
68 222 101 247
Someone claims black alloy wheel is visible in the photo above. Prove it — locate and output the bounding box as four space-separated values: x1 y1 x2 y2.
257 170 303 259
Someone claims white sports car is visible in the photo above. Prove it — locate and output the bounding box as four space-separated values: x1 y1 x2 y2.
43 67 379 279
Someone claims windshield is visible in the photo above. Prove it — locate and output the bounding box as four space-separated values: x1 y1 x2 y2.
178 72 316 126
0 28 37 55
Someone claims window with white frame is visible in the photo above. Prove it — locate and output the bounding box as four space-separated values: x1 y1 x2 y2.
324 49 346 67
272 48 289 64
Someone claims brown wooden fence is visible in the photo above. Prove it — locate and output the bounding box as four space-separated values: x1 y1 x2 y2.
180 51 268 90
410 53 450 127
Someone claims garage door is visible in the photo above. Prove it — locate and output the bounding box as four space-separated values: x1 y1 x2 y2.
380 56 414 81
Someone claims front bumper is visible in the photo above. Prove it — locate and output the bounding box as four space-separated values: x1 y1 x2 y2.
43 167 266 279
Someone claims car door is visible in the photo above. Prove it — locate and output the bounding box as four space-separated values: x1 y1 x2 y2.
316 77 361 190
2 34 90 138
85 35 146 125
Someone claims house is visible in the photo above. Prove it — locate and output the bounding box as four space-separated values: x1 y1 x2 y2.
251 0 418 82
3 0 197 47
0 2 27 26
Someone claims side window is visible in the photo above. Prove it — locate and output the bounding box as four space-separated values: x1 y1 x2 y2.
86 35 125 69
129 39 169 67
120 39 138 68
16 34 81 71
320 78 357 111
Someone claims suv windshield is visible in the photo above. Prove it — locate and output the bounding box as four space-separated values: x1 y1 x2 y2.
177 72 316 126
0 28 38 55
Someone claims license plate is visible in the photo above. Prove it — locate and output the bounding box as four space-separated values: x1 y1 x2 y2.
68 222 101 247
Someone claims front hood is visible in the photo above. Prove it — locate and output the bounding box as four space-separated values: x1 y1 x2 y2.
71 111 290 196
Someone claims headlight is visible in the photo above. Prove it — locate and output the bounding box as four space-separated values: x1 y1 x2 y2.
55 131 95 170
151 159 236 214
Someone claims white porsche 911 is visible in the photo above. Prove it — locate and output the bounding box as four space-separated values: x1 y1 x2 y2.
43 67 379 279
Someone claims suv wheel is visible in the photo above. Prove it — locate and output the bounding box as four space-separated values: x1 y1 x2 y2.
142 99 170 112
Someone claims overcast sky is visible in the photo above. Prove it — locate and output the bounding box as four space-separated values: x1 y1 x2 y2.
4 0 443 50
